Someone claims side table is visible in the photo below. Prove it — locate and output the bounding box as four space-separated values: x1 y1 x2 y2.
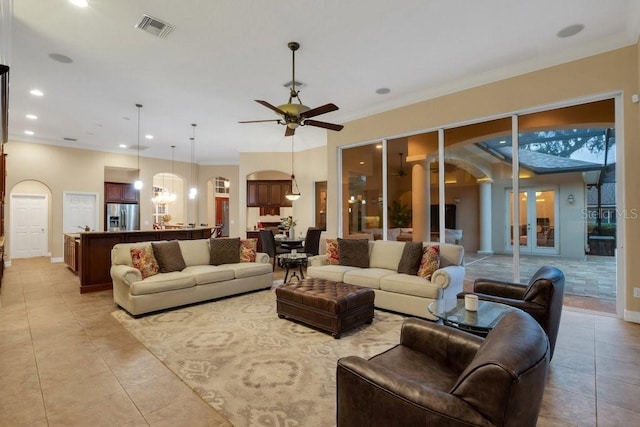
427 298 514 337
276 253 308 283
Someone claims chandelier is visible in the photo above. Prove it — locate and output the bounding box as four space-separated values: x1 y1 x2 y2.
152 145 177 205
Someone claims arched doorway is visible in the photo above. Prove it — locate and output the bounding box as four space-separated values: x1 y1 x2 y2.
9 180 51 260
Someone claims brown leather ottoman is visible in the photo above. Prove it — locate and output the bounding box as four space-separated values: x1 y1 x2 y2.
275 278 375 338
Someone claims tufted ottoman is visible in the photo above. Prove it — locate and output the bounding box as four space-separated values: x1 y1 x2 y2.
275 278 375 338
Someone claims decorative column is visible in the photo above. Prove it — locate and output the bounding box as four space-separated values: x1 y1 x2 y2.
410 157 428 242
478 180 494 255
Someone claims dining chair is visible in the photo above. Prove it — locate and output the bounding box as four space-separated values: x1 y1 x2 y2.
302 227 323 256
259 229 289 271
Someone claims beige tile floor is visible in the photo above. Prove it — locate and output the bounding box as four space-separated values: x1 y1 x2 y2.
2 258 640 426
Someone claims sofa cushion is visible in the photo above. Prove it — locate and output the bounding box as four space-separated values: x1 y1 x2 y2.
343 268 395 290
418 245 440 279
307 265 359 282
130 246 159 279
380 274 442 299
151 240 187 273
338 238 370 268
397 242 423 275
326 238 340 265
437 243 465 268
369 241 404 271
240 238 258 262
130 272 196 296
182 265 235 285
209 237 241 265
178 239 211 266
225 262 273 279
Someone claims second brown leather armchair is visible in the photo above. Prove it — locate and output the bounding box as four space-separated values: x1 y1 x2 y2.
460 265 565 359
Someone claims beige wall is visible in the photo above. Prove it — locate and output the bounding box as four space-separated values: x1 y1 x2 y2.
5 142 205 260
239 145 328 239
327 44 640 318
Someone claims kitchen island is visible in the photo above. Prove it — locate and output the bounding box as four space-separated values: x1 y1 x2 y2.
74 227 212 293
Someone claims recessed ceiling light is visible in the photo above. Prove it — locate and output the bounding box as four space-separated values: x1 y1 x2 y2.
376 88 391 95
557 24 584 38
69 0 88 7
145 134 154 140
24 130 34 135
499 140 507 144
359 161 365 165
49 53 73 64
26 114 38 120
119 144 127 148
30 89 44 96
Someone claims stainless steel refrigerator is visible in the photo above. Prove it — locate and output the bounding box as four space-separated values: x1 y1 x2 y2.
106 203 140 231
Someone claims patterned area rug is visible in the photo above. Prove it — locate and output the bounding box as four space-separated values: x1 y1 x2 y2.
112 289 406 426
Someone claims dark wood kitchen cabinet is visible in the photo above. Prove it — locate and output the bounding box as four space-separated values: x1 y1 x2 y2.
247 180 292 207
105 182 139 203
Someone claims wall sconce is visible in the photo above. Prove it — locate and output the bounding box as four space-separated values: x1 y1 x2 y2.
567 194 575 204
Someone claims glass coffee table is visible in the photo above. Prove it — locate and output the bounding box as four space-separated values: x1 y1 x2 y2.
428 298 515 336
276 253 308 283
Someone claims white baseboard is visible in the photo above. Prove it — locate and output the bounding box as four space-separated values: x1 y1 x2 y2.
623 310 640 324
51 257 64 264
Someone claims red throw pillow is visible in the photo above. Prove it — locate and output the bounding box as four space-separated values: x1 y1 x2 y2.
326 238 339 265
417 245 440 279
240 238 257 262
130 246 159 279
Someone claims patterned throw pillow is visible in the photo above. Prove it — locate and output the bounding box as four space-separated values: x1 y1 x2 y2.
417 245 440 279
130 246 159 279
240 238 257 262
151 240 187 273
326 238 340 265
397 242 423 275
210 237 241 265
337 238 370 268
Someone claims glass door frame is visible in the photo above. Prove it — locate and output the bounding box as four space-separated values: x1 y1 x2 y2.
506 187 559 255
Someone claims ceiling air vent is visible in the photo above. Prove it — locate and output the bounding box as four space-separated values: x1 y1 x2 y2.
135 14 174 39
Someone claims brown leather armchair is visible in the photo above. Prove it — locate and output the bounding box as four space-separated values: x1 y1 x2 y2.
460 265 565 359
337 310 549 427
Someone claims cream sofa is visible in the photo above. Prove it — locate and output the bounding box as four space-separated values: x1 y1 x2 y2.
307 240 465 320
111 239 273 316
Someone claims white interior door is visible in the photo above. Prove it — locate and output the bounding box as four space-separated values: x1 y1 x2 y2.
11 194 48 259
63 192 98 233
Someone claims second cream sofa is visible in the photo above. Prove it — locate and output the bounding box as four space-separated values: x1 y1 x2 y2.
307 239 465 320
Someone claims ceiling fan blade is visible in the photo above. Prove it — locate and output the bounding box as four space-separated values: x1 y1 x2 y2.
301 103 339 119
238 119 282 124
285 126 296 137
304 119 344 132
255 100 286 116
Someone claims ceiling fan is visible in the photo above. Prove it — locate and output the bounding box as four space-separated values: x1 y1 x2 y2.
239 41 344 137
392 152 407 177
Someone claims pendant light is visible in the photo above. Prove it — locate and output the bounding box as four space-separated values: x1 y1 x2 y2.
133 103 143 190
189 123 198 200
285 135 301 201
